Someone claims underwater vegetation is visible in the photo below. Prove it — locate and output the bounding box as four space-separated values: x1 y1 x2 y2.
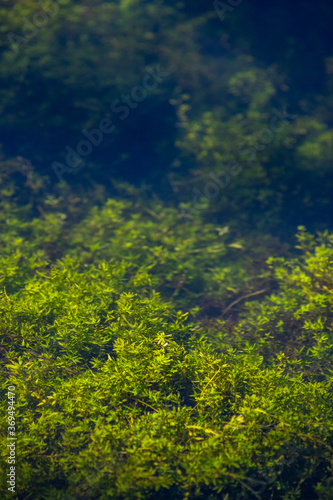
0 0 333 498
1 173 333 498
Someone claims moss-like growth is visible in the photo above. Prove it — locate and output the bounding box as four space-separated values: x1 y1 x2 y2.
1 183 332 498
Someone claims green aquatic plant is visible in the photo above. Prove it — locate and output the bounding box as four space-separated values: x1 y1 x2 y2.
206 228 333 386
0 185 333 498
0 2 333 497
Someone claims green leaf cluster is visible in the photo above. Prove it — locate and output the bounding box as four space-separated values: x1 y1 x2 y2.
0 185 333 498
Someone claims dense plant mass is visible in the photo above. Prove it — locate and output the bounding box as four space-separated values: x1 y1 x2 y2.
0 1 333 499
1 182 333 499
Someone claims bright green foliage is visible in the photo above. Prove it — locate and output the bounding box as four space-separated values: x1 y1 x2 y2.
1 191 333 498
64 196 274 312
0 2 333 498
0 258 332 498
0 162 274 313
210 229 333 387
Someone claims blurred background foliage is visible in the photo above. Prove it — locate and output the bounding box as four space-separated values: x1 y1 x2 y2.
0 0 332 229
